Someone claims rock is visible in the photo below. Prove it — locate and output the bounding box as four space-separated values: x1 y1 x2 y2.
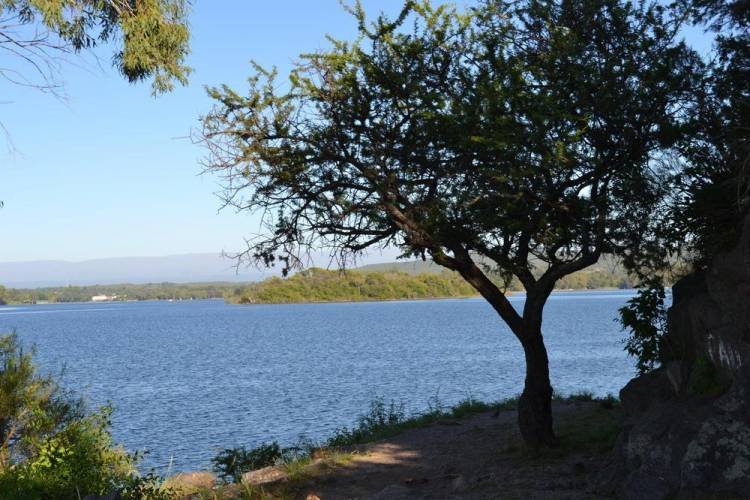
450 474 467 491
371 484 413 499
619 369 675 416
165 471 216 492
241 465 288 485
610 214 750 499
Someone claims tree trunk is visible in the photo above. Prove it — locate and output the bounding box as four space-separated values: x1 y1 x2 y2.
517 325 558 449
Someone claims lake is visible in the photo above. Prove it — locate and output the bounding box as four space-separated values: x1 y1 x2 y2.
0 291 638 472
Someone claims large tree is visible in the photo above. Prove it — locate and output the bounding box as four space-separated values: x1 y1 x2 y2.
0 0 190 96
199 0 698 448
671 0 750 263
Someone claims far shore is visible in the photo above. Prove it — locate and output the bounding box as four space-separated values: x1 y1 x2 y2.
0 287 639 307
231 287 636 306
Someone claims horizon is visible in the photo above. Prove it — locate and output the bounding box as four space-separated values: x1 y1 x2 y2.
0 248 406 288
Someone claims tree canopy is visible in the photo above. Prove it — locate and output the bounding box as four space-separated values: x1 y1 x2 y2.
200 0 700 447
0 0 190 95
617 0 750 375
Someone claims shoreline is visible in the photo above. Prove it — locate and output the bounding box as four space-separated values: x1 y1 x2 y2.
0 288 636 307
231 287 635 306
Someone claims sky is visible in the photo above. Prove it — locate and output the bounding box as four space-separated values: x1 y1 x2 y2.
0 1 712 263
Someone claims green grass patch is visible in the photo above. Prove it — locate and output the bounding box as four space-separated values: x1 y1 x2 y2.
325 396 514 448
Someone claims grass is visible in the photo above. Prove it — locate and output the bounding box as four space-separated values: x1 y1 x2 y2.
183 393 623 499
325 395 516 448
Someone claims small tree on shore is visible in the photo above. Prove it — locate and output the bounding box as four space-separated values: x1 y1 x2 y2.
199 0 698 448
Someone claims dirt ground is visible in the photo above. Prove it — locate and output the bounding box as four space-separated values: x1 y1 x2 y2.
230 400 621 500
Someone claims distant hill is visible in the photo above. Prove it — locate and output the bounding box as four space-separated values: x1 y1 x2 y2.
0 253 270 288
0 251 632 290
0 249 404 288
227 267 478 304
358 255 634 291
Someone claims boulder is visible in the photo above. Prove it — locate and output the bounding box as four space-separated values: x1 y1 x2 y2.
164 471 216 493
610 215 750 498
241 465 288 485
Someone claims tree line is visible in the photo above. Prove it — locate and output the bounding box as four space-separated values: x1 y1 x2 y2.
0 282 247 304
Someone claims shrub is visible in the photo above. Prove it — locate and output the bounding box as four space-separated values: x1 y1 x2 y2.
618 281 668 374
0 332 166 499
212 442 283 483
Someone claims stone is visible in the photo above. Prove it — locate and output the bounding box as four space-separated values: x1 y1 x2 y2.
371 484 413 499
165 471 216 492
450 474 467 491
241 465 288 485
609 214 750 499
619 369 675 417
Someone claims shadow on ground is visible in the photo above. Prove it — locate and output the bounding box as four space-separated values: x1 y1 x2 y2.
224 401 621 500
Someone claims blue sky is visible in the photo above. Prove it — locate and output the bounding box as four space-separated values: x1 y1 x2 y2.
0 1 711 262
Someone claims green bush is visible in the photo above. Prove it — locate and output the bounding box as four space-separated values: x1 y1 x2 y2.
212 442 283 483
618 281 668 374
0 333 168 499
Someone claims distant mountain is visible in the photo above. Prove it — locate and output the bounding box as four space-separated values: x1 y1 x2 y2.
0 249 405 288
0 254 271 288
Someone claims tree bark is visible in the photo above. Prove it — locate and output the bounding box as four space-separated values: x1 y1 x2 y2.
517 326 558 448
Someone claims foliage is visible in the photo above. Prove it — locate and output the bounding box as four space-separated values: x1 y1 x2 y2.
120 472 177 500
212 442 283 484
618 281 668 374
0 407 136 499
621 0 750 276
228 268 479 304
0 332 168 499
0 281 251 304
674 0 750 267
326 396 500 448
200 0 699 446
0 333 85 468
0 0 191 95
199 0 697 322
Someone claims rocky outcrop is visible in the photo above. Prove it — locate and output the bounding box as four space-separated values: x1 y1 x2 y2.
610 215 750 499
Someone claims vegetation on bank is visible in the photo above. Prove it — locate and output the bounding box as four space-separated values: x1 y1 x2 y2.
226 264 636 305
225 268 479 304
0 257 636 306
0 282 250 305
0 333 173 499
200 392 622 499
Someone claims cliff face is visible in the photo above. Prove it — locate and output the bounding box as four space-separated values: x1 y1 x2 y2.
611 215 750 499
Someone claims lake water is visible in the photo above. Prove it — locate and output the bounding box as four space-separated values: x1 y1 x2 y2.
0 291 637 472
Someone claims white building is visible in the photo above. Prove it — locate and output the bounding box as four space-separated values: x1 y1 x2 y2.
91 294 115 302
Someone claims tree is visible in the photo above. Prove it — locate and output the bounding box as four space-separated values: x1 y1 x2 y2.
0 0 190 96
199 0 699 448
670 0 750 265
617 0 750 372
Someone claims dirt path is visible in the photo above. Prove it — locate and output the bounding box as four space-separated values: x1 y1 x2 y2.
243 400 620 499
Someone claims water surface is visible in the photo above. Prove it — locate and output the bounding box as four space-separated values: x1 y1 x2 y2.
0 291 637 472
